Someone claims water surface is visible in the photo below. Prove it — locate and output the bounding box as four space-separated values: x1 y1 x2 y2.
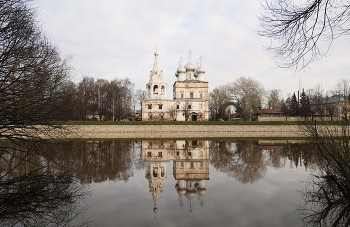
1 139 317 226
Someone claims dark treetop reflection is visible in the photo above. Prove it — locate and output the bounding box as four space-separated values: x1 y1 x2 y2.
0 141 93 227
297 123 350 226
3 138 344 226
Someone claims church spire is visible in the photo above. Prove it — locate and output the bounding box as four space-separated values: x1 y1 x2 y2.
152 50 161 74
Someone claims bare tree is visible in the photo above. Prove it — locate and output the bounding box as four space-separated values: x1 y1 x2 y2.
266 89 283 110
298 119 350 226
334 78 350 101
209 85 231 120
0 0 72 141
181 101 192 121
133 89 147 116
259 0 350 70
227 77 265 121
333 78 350 119
169 104 178 121
307 84 325 120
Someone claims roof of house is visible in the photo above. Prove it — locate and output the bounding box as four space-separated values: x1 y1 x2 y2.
258 108 284 114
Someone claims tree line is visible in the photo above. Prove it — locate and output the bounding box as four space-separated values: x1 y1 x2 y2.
209 76 350 121
61 77 147 121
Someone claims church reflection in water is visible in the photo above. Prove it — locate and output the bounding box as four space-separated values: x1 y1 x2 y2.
142 140 209 216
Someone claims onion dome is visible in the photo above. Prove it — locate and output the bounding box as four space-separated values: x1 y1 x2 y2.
177 65 186 73
185 189 197 201
153 207 158 213
196 65 206 74
184 61 196 71
197 187 207 196
177 188 186 197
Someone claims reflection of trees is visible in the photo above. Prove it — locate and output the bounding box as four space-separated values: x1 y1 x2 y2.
209 140 267 184
0 139 138 225
0 142 92 226
131 141 146 170
50 140 135 183
298 122 350 226
1 140 136 183
210 140 314 184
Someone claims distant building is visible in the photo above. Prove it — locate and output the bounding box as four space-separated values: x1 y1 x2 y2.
255 108 285 121
142 51 209 121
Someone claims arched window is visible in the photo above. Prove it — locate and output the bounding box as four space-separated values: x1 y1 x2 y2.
153 85 158 94
161 85 165 93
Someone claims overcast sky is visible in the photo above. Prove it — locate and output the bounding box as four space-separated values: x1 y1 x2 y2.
34 0 350 99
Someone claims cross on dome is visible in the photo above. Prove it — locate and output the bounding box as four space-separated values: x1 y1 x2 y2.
178 56 183 66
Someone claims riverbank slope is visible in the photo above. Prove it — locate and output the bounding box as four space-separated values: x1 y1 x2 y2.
67 125 305 139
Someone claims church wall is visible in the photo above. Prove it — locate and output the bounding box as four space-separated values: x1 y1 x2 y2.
142 99 172 121
173 81 209 100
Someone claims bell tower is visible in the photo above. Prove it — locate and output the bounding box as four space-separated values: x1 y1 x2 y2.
145 162 166 218
146 51 167 99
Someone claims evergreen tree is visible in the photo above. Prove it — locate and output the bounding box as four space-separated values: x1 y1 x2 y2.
289 92 299 116
299 89 310 119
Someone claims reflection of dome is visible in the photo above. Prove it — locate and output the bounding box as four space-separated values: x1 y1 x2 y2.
177 188 186 197
196 65 205 74
197 188 207 196
153 207 158 213
184 61 196 71
185 189 197 200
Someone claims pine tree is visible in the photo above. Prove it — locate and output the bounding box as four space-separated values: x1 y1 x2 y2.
299 89 310 119
289 92 299 116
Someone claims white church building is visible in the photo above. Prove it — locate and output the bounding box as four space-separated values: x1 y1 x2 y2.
142 51 209 121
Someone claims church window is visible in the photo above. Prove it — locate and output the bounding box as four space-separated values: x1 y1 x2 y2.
153 168 158 177
161 168 165 177
188 105 191 109
147 152 151 157
176 105 179 109
190 162 194 169
190 93 193 98
181 93 184 98
158 152 163 157
148 104 152 109
153 85 158 93
200 94 202 99
158 104 162 109
161 85 165 93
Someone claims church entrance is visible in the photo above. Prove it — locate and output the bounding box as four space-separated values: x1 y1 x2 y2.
191 114 197 121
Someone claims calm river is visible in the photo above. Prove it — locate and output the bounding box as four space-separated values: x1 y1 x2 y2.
1 139 323 226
